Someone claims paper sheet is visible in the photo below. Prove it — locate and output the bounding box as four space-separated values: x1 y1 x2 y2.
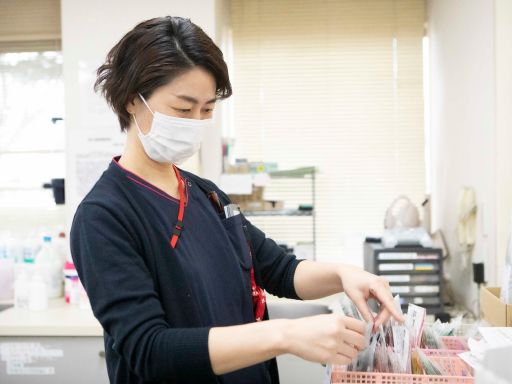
459 327 512 371
478 327 512 347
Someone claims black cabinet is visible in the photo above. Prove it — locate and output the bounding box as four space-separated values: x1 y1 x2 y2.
364 242 444 315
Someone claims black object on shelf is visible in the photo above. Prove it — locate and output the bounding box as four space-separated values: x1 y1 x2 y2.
364 241 445 315
43 178 65 204
473 262 485 284
51 117 64 124
435 312 451 323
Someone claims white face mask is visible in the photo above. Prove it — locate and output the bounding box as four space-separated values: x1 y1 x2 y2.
132 93 212 164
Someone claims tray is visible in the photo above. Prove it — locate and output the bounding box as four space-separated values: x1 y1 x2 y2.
331 356 473 384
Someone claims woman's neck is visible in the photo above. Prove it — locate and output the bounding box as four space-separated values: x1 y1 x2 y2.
119 128 180 199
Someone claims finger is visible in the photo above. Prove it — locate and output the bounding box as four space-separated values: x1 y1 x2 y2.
342 329 367 350
327 353 352 366
343 316 366 334
351 297 375 323
373 307 391 331
337 341 359 359
370 286 405 323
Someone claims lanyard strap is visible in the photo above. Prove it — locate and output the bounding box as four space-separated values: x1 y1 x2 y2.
176 171 267 321
170 165 185 249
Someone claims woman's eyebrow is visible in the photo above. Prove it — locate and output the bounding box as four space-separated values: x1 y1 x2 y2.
175 94 217 104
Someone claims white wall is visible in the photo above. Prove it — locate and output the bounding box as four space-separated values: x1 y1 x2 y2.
61 0 227 229
429 0 512 312
495 0 512 284
200 0 231 183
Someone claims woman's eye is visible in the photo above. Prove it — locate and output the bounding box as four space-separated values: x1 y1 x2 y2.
204 108 214 113
175 108 191 113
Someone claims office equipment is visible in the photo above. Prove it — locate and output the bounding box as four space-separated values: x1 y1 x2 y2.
364 242 444 315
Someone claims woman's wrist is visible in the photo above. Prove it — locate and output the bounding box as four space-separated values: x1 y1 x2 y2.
335 263 352 290
269 318 293 355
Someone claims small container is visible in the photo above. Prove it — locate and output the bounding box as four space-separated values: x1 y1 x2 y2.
35 236 63 299
64 261 79 304
330 356 473 384
28 272 48 311
440 336 469 351
14 271 30 309
69 276 80 305
0 258 15 301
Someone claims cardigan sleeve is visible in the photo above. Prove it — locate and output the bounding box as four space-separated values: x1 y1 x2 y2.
70 202 214 382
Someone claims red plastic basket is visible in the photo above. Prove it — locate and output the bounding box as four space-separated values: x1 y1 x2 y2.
439 336 469 351
421 349 466 357
330 356 474 384
420 336 469 357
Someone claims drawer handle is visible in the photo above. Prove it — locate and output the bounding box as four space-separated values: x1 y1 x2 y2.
99 350 106 358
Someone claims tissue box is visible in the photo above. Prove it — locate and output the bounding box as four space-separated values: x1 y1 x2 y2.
480 287 512 326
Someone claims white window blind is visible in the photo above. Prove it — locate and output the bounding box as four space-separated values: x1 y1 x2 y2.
231 0 426 264
0 0 61 52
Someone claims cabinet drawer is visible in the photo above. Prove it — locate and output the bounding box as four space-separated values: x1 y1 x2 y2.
0 336 108 384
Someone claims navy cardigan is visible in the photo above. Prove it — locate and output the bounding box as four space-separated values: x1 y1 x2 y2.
70 159 303 384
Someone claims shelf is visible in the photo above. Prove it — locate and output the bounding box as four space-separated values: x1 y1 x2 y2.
243 209 314 217
268 167 315 178
376 259 441 263
400 303 443 309
388 281 440 286
392 292 440 298
378 270 439 275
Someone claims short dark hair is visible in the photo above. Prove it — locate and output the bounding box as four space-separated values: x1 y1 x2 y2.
94 16 232 131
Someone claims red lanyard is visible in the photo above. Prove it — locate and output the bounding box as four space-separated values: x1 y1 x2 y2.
170 165 185 249
243 223 266 322
251 267 266 321
171 173 266 321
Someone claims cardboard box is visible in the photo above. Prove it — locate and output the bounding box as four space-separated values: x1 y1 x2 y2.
480 286 512 326
237 200 284 212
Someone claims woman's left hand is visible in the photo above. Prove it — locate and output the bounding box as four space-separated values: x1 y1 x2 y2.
337 264 405 330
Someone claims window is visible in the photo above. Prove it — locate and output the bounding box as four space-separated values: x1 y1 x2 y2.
0 0 63 209
230 0 426 263
0 51 65 207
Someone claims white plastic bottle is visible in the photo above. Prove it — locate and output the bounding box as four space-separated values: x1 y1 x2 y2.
35 236 63 299
54 231 69 264
63 261 79 304
28 271 48 311
14 271 30 309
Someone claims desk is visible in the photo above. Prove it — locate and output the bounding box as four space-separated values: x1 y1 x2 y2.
0 299 108 383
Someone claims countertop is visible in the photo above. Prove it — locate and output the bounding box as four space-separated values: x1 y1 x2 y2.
0 299 102 337
0 294 341 338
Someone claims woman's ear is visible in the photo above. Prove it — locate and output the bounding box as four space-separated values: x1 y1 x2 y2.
125 95 137 115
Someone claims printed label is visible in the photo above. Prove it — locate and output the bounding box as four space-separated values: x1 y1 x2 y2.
0 342 63 375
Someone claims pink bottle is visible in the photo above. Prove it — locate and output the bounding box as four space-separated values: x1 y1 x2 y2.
63 261 79 304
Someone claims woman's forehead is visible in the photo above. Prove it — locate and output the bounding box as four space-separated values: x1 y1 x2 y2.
157 67 217 103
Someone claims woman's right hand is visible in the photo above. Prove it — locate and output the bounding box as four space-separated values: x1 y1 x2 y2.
281 314 367 365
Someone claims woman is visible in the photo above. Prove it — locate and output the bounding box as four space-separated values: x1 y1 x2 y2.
70 16 403 384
